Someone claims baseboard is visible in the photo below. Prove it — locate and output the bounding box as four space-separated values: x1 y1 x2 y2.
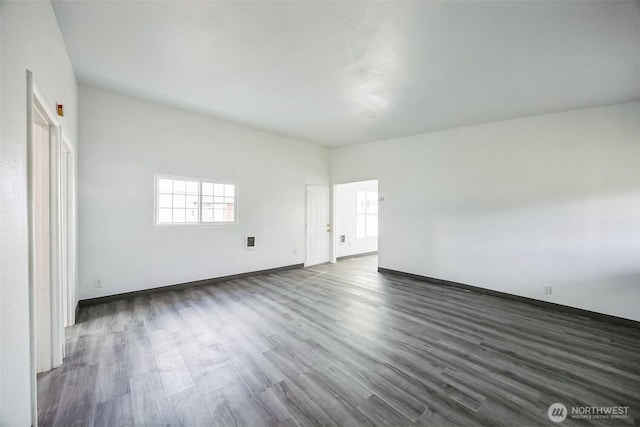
74 301 80 321
378 267 640 330
336 251 378 261
79 263 304 307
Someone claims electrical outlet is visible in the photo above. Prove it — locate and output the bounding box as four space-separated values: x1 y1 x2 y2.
544 285 552 294
95 280 103 288
293 249 297 255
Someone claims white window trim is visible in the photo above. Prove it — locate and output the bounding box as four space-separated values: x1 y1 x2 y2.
154 173 239 226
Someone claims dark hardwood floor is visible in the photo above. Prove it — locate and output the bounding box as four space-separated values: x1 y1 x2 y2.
38 255 640 426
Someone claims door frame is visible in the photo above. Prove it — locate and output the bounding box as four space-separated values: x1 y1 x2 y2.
27 70 69 424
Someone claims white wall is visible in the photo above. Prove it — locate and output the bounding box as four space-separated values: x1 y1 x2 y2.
332 102 640 321
78 86 329 299
0 1 78 424
335 180 378 258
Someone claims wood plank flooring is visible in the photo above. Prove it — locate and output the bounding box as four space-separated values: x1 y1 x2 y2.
38 256 640 426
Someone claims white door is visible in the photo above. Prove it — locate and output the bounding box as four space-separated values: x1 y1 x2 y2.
33 113 52 373
306 185 330 266
60 139 76 327
61 144 76 328
61 147 68 327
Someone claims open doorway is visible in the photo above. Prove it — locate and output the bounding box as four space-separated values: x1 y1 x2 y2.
333 180 378 262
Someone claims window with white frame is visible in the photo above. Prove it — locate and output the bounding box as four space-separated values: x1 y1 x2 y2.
156 175 236 224
356 191 378 238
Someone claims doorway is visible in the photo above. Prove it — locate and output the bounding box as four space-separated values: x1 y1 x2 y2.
333 180 379 262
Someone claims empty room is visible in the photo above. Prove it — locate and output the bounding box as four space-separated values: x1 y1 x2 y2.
1 0 639 426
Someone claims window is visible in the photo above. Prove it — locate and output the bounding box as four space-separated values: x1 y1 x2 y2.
156 175 236 224
201 181 235 223
356 191 378 238
157 177 199 223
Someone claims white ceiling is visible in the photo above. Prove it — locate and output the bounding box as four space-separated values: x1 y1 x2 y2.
52 1 640 147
